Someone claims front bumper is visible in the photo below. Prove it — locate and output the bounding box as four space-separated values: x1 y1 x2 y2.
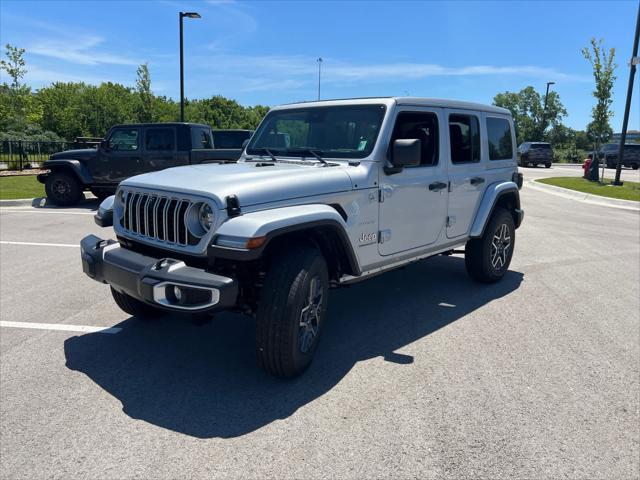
80 234 238 312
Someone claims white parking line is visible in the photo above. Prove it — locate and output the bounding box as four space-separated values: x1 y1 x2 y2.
0 321 122 334
0 209 94 215
0 241 79 248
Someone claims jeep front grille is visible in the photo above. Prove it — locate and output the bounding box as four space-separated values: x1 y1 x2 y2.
120 190 194 246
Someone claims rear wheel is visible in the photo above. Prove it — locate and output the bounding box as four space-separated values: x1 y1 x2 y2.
111 287 165 319
255 246 329 378
45 171 83 206
545 163 551 168
633 164 639 170
465 207 515 283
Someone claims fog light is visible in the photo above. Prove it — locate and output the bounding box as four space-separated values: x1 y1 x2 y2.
173 286 182 302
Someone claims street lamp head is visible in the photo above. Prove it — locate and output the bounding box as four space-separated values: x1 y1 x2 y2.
181 12 201 18
547 81 555 86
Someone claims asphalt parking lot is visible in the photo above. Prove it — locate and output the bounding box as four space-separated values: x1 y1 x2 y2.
1 165 639 479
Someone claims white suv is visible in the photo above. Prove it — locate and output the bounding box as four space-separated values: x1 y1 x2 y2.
82 97 524 378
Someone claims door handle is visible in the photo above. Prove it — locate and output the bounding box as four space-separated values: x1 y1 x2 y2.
470 177 485 186
429 181 448 192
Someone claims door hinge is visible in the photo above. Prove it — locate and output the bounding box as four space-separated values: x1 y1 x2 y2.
378 189 384 203
446 216 456 228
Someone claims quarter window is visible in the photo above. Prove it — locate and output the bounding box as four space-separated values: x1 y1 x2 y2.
390 112 439 166
145 128 175 151
449 114 480 163
486 117 514 160
108 128 139 151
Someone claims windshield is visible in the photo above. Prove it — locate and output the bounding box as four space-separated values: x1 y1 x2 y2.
247 104 387 159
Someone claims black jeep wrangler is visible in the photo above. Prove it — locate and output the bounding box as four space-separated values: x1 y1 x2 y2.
38 123 252 206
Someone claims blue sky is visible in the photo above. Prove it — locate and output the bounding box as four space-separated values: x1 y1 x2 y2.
1 0 638 131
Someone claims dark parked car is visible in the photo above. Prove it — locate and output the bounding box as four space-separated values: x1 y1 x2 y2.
587 143 640 170
38 123 253 206
517 142 553 168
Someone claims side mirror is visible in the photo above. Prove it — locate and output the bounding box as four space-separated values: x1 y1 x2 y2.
391 139 421 168
100 139 110 151
241 138 250 149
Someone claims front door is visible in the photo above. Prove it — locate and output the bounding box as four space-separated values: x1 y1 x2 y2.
98 127 143 184
445 110 486 239
378 109 448 256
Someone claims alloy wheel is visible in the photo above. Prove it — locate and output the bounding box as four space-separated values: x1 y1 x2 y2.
298 275 323 354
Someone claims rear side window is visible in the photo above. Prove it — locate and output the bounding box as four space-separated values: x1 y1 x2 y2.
213 131 252 149
191 127 213 149
486 117 514 160
449 114 480 163
531 143 551 150
390 111 439 166
145 128 175 151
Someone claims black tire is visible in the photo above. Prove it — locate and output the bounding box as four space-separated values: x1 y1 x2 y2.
255 246 329 378
111 287 164 319
465 207 515 283
45 171 83 206
632 164 639 170
545 163 551 168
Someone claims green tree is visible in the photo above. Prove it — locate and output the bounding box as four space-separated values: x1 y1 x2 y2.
581 38 616 147
493 86 567 144
0 44 36 132
0 44 26 89
135 62 154 123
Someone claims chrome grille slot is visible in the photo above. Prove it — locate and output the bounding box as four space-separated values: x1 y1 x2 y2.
120 189 197 247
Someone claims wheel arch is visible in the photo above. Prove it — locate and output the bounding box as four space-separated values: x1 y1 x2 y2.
469 181 522 238
209 204 361 278
42 159 93 185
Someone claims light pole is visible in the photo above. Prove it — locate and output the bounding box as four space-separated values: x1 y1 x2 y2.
317 57 323 100
613 3 640 186
542 81 555 138
179 11 201 122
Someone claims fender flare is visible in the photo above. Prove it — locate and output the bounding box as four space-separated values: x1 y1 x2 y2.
469 181 521 238
42 159 93 185
208 204 361 275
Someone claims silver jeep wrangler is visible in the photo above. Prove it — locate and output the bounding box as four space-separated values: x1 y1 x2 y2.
81 97 524 378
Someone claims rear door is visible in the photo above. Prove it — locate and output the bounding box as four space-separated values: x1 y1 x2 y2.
143 126 180 172
445 110 486 239
378 108 448 255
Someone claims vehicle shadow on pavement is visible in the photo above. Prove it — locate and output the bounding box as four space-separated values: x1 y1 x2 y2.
31 196 100 211
64 255 523 439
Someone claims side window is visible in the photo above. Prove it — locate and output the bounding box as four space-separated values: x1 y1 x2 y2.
449 114 480 163
145 128 175 151
191 128 212 149
213 131 252 149
108 128 139 151
390 111 439 166
486 117 514 161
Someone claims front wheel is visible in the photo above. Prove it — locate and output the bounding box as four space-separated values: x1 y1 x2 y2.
545 163 551 168
632 164 639 170
465 207 515 283
45 171 83 206
255 246 329 378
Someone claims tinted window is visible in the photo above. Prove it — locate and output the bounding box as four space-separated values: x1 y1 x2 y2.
531 143 552 150
486 117 514 160
109 128 139 151
145 128 175 151
213 131 252 149
247 105 386 159
192 127 213 149
390 112 439 166
449 114 480 163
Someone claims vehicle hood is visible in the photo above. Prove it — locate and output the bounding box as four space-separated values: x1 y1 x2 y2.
122 161 355 208
49 149 97 161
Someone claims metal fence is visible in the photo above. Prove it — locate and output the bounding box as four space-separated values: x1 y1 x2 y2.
0 140 99 171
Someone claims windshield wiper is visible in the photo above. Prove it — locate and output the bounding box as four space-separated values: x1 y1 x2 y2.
251 147 278 162
286 148 328 166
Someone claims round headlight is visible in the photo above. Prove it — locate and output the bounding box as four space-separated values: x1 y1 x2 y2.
198 203 214 232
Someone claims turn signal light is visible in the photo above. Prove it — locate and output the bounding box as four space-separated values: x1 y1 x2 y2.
245 236 267 249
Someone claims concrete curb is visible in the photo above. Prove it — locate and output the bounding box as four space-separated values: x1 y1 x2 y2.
528 180 640 211
0 195 98 209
